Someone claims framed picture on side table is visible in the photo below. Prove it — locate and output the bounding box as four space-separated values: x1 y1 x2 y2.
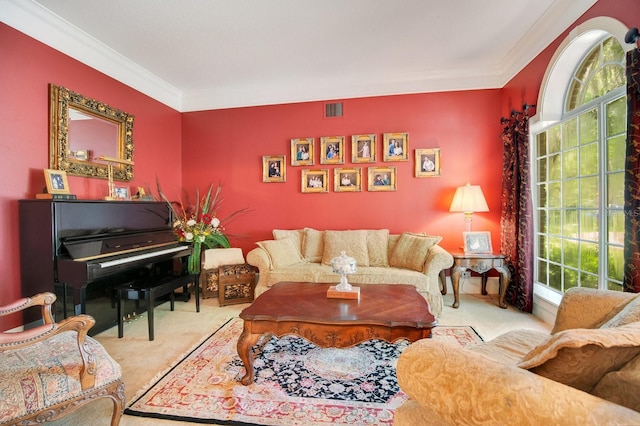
463 231 493 254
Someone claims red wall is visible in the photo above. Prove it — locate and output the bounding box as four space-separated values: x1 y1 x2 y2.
0 23 183 330
181 91 504 255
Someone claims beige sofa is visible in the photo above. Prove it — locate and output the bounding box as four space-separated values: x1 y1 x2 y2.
246 228 453 316
395 287 640 425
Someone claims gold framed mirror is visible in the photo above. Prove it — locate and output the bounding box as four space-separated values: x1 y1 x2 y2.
49 84 134 181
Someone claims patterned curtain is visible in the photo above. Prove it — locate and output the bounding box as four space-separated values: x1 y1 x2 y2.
500 107 534 312
624 47 640 293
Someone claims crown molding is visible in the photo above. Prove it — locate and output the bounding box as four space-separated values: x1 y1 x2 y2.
0 0 183 111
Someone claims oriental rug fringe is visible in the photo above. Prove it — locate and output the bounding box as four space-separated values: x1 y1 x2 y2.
125 318 483 425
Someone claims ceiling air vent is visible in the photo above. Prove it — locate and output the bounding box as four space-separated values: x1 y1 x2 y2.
324 102 343 118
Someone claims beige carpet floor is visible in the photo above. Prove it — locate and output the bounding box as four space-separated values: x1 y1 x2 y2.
50 287 551 425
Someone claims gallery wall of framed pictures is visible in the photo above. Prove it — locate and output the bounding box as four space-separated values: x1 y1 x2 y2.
263 132 441 192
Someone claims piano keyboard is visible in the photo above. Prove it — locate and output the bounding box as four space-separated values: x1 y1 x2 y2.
99 246 189 268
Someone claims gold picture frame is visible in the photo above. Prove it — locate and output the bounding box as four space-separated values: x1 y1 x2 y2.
463 231 493 254
301 169 329 193
334 168 362 192
262 155 286 183
351 134 376 163
415 148 441 177
44 169 70 194
383 132 409 162
367 166 397 191
320 136 345 164
290 137 314 166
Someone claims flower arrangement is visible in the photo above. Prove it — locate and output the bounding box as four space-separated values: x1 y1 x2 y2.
158 181 247 274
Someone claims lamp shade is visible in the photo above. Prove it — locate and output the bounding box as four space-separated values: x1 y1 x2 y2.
449 183 489 213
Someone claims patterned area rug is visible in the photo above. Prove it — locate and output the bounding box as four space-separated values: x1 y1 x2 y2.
125 318 483 425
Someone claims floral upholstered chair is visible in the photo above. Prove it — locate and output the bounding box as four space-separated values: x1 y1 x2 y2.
0 293 124 425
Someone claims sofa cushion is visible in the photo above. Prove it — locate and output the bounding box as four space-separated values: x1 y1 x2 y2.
302 228 324 262
367 229 390 267
321 230 369 267
202 247 245 269
389 232 441 272
591 353 640 411
257 238 304 269
272 229 304 256
599 296 640 328
517 322 640 392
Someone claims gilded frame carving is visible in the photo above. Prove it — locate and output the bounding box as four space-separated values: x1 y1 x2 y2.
49 84 134 181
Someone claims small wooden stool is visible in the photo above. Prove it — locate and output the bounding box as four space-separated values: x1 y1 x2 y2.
218 263 257 306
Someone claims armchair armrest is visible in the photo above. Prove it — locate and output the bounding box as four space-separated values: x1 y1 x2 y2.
397 339 640 425
0 292 98 390
552 287 638 333
247 247 271 272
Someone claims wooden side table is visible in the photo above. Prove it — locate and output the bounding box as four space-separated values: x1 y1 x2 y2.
448 251 510 309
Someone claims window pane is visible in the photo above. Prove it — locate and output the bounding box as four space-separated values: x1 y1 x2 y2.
607 209 624 245
549 182 562 208
579 109 598 144
564 268 578 291
537 132 547 157
549 210 562 235
607 135 626 171
549 237 562 263
564 179 578 207
580 242 599 274
607 280 623 291
549 263 562 290
538 260 548 285
607 172 624 207
563 148 578 179
563 118 578 148
538 234 548 258
607 97 626 136
564 209 578 237
579 176 599 208
539 209 547 233
580 209 599 241
538 184 548 208
581 272 598 288
549 126 561 153
564 239 579 268
538 157 548 181
584 65 624 103
607 245 624 282
603 36 624 63
549 153 562 180
580 143 598 175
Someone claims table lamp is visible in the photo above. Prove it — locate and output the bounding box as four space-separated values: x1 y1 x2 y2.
449 182 489 231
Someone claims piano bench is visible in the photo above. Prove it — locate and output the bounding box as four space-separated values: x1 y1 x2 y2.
116 273 199 341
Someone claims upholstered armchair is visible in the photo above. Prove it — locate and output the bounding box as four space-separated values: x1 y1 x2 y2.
395 288 640 425
0 293 124 425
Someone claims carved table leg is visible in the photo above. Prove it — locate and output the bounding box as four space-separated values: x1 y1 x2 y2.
495 266 511 309
481 272 488 295
451 266 465 308
439 270 447 295
237 322 262 385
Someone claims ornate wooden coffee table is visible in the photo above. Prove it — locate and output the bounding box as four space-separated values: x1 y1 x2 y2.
237 281 437 385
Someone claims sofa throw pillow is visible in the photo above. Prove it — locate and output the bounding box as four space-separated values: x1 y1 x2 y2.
272 229 304 256
321 230 369 267
367 229 390 267
599 295 640 328
256 239 304 269
389 232 441 272
202 248 245 269
302 228 324 262
517 322 640 392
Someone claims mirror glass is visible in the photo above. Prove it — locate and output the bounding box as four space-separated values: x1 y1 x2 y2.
49 84 134 181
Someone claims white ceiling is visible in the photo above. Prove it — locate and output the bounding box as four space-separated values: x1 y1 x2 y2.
2 0 598 112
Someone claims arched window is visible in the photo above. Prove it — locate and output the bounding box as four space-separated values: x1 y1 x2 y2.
531 18 630 305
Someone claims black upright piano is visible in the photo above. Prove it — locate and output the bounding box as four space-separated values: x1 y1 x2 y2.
19 199 192 335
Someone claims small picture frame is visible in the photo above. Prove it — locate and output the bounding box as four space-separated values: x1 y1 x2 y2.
383 132 409 162
44 169 70 194
320 136 345 164
114 187 130 200
367 166 397 191
301 169 329 193
463 231 493 254
415 148 441 177
291 137 315 166
263 155 286 183
351 134 376 163
334 168 362 192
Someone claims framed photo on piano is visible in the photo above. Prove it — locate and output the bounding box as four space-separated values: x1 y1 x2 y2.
114 187 130 200
44 169 70 195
